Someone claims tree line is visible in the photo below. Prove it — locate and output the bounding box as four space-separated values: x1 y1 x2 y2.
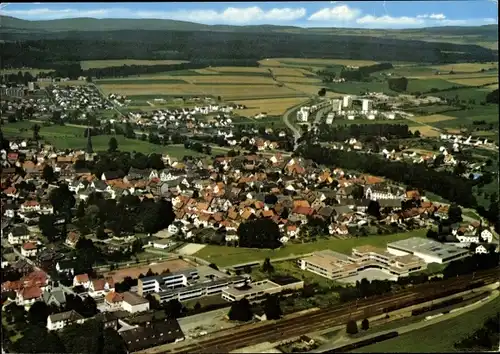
297 143 477 207
313 123 413 142
1 31 497 71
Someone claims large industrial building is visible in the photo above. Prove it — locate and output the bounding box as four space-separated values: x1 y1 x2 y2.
387 237 469 264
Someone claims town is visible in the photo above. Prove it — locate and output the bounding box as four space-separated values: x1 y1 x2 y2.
1 3 499 354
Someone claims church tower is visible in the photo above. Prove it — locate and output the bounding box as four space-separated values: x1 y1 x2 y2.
86 127 93 154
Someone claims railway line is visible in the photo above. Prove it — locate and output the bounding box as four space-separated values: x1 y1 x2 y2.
152 269 498 354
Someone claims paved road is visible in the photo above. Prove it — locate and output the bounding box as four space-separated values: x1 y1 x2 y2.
282 101 309 150
313 107 331 126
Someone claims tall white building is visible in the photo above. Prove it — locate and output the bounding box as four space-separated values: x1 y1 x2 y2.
343 96 352 109
362 99 372 112
331 99 342 112
297 106 311 122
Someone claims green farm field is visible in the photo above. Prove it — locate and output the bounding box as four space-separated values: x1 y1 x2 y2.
80 59 189 70
353 295 500 353
194 229 426 268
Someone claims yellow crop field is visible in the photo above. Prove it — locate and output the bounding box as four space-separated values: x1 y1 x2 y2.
210 66 269 73
258 59 283 67
80 59 189 70
193 69 219 74
431 62 498 73
195 85 300 99
445 77 499 86
270 67 305 77
231 97 310 116
99 83 201 95
410 126 441 137
277 76 322 84
179 75 275 85
413 114 456 123
483 83 498 90
272 58 379 67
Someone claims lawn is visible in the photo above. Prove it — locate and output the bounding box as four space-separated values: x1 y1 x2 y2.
353 294 500 353
193 229 426 268
80 59 189 70
231 97 310 116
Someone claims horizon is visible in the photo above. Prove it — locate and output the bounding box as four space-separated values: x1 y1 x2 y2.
0 1 498 29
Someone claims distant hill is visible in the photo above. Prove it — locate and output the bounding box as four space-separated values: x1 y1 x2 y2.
0 15 497 41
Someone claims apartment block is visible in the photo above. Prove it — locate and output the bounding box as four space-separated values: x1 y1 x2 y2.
221 276 304 303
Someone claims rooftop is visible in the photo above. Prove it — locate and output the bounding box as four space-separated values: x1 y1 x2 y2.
223 279 280 297
387 237 469 259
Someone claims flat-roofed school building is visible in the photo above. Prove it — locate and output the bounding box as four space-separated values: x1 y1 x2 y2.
387 237 469 264
221 276 304 303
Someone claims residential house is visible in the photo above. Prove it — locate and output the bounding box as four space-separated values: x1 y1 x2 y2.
47 310 85 331
121 291 150 313
55 259 76 276
88 277 115 298
21 242 38 257
8 224 30 245
73 274 91 289
16 286 42 308
65 231 80 248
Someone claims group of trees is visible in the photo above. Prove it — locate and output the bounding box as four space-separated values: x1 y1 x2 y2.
0 71 36 86
388 77 409 92
297 144 477 208
346 318 369 335
10 319 126 354
227 294 282 322
237 218 282 249
340 63 393 81
312 124 413 142
485 88 499 104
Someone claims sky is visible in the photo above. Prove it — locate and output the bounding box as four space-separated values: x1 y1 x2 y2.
0 1 498 29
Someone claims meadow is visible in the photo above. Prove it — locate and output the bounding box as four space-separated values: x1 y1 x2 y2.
412 114 457 124
406 78 465 93
409 125 442 137
268 58 380 67
80 59 189 70
431 105 499 129
193 229 426 268
444 77 499 86
276 76 322 84
1 121 209 157
354 295 500 353
430 62 498 73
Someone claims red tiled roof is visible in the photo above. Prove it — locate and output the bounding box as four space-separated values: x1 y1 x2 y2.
105 291 124 303
20 286 42 300
75 274 89 283
22 242 37 250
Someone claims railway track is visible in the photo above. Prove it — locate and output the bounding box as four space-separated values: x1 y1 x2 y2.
156 269 498 354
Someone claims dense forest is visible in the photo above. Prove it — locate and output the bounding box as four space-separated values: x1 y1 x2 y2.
1 29 497 71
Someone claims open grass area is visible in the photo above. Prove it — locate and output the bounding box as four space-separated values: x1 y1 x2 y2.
445 77 499 86
80 59 189 69
194 229 426 268
2 121 209 157
353 294 500 353
180 75 276 85
277 76 322 84
413 114 457 123
431 105 499 129
271 58 380 67
325 81 396 95
431 87 491 103
231 97 310 116
406 78 465 93
430 62 498 73
96 78 187 84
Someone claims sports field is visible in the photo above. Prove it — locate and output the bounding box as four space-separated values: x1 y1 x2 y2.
80 59 189 69
193 229 426 268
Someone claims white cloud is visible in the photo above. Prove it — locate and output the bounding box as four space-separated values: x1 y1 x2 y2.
417 13 446 20
356 15 425 26
1 6 306 24
308 5 361 22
